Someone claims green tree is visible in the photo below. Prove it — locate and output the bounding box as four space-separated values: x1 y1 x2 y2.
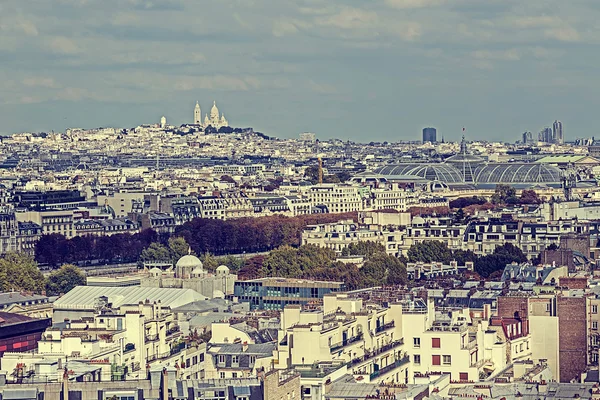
168 236 191 263
341 242 386 258
474 243 527 278
0 253 46 293
519 190 541 205
260 245 336 278
407 241 454 264
199 252 219 272
46 264 86 295
361 253 407 286
491 184 517 204
215 255 245 272
138 242 171 266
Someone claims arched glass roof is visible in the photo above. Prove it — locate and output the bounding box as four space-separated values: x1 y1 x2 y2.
377 162 563 185
472 163 562 184
376 164 465 183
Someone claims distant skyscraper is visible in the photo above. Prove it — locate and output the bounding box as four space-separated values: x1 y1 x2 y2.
522 131 533 145
160 116 167 129
194 101 201 125
553 120 563 144
539 127 553 143
422 127 437 143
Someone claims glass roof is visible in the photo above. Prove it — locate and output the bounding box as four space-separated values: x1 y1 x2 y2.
377 162 563 184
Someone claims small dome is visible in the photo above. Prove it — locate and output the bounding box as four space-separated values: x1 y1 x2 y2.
149 267 162 276
412 216 425 226
176 254 203 269
216 265 229 272
211 101 219 118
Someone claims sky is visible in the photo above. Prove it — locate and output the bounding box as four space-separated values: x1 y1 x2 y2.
0 0 599 142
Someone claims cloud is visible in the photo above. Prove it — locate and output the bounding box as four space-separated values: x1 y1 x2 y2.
510 15 561 28
272 20 299 37
173 75 262 92
22 77 61 89
0 18 39 36
48 37 80 54
471 48 520 61
309 80 337 94
384 0 445 9
544 26 580 42
391 21 422 41
315 7 378 30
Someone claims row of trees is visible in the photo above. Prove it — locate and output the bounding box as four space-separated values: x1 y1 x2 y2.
490 185 542 205
0 253 85 295
238 242 407 290
35 212 357 267
174 212 357 256
407 240 528 278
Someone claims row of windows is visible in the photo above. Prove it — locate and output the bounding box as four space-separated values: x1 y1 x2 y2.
413 337 441 348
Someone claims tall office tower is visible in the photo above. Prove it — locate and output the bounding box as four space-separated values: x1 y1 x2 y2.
522 131 533 145
194 101 201 125
553 120 564 144
422 127 437 143
539 127 553 143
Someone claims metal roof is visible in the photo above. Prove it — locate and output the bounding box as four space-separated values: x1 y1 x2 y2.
54 286 206 310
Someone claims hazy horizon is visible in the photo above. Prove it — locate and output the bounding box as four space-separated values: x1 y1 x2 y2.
1 0 598 142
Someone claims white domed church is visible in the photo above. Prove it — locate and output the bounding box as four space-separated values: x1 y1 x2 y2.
141 252 236 299
194 101 229 129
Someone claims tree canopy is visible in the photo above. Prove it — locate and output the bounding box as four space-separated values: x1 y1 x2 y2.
46 264 86 296
491 184 517 205
474 243 528 278
0 253 46 293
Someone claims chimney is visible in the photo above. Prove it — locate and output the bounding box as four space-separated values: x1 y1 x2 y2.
242 341 248 352
483 304 491 320
62 367 69 399
162 368 168 400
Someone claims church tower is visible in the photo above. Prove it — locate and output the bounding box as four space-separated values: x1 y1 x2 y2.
194 101 201 125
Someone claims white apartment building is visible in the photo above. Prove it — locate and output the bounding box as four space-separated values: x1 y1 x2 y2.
16 209 75 238
301 220 402 256
307 184 363 214
369 184 412 212
276 294 410 385
401 299 506 383
1 301 206 382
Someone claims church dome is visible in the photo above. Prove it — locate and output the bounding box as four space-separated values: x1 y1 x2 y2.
216 265 230 275
176 254 203 270
210 101 219 118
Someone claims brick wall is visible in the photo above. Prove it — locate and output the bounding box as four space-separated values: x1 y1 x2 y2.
497 296 529 319
557 296 587 382
558 277 588 290
541 249 574 271
560 235 590 260
263 370 301 400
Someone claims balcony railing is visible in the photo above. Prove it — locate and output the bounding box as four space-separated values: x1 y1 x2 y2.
167 326 181 336
330 333 364 353
145 334 159 342
461 339 477 350
349 339 404 367
369 355 410 380
375 321 395 335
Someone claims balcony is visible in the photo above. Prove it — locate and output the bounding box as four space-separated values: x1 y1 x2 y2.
330 333 364 353
375 321 395 335
349 339 404 367
145 334 159 342
369 355 410 380
461 339 477 350
167 326 181 336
